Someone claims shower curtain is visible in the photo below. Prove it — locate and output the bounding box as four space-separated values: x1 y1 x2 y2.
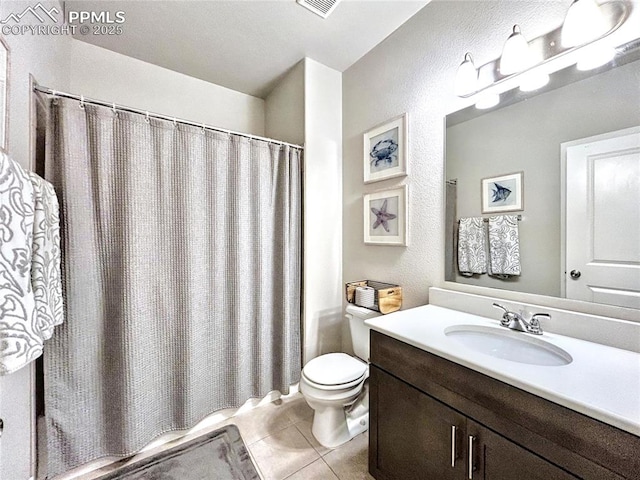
43 98 302 476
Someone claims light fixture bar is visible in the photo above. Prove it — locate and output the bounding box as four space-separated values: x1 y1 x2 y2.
457 0 628 99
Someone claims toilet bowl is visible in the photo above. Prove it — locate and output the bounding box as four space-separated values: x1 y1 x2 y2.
300 305 381 448
300 352 369 448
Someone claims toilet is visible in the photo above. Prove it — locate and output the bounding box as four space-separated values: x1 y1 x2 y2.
300 304 381 448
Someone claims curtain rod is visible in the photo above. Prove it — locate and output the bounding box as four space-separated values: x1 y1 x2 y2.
32 85 304 150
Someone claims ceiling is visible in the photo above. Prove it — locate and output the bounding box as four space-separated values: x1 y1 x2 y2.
65 0 428 98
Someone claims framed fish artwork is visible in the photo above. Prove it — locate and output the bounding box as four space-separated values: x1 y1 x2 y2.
481 171 524 213
363 113 408 184
363 185 408 246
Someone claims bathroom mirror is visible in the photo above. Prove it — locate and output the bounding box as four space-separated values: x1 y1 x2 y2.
0 37 8 152
445 40 640 310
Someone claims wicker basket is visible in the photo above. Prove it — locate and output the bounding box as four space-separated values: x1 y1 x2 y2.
345 280 402 314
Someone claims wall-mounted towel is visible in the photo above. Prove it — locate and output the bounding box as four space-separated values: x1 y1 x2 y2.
457 217 487 276
488 215 521 278
0 153 62 375
29 172 63 341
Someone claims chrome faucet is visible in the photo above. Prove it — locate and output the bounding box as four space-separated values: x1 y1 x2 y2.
492 303 548 335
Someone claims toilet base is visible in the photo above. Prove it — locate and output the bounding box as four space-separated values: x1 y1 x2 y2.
310 386 369 448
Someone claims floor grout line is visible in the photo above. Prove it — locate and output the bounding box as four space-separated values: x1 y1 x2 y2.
320 455 341 480
248 422 321 480
280 456 320 480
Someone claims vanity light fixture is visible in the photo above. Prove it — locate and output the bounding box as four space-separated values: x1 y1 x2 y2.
499 25 551 92
561 0 609 47
453 0 629 102
500 25 533 75
454 53 477 96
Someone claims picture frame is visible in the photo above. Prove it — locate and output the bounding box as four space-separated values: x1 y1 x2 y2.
363 113 407 184
481 171 524 213
363 185 408 246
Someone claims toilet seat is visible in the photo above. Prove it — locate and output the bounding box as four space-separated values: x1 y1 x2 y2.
302 353 367 388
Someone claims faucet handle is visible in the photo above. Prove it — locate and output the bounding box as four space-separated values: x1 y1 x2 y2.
492 303 508 313
528 313 549 335
492 303 512 326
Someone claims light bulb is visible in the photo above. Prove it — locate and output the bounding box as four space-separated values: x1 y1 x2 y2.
475 93 500 110
519 71 550 92
576 42 616 70
454 53 478 96
562 0 608 48
500 25 534 75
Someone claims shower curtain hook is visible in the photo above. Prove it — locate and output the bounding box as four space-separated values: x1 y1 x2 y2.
112 102 118 116
173 117 178 127
79 95 85 109
201 123 206 134
145 111 150 124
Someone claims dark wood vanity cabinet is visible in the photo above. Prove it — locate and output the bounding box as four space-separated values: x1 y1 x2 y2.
375 366 466 479
369 331 640 480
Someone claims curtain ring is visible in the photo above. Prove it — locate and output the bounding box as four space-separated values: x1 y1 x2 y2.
173 118 178 128
144 111 150 123
201 123 206 134
79 95 85 109
112 102 118 117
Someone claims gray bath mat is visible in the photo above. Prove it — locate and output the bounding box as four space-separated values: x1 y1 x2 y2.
96 424 260 480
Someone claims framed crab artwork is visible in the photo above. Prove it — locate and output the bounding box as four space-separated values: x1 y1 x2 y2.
481 171 524 213
363 185 408 246
363 113 408 183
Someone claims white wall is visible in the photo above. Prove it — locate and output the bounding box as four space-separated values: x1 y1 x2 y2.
0 2 72 478
69 40 265 136
265 61 304 145
264 57 343 363
342 0 640 322
303 58 343 362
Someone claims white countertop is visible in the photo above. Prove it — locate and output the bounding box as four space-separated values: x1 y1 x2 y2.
365 304 640 436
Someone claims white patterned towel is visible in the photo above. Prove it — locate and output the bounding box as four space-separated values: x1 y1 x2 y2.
457 217 487 276
0 153 38 375
488 215 521 277
29 172 63 341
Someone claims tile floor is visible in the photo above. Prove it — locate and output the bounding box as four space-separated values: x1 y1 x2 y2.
222 393 375 480
64 392 374 480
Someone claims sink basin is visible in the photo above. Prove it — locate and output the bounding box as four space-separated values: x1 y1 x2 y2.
444 325 573 366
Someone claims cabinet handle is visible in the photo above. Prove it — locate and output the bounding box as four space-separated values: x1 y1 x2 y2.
450 425 457 467
468 435 476 479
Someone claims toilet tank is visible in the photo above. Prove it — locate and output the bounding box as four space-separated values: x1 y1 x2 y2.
346 304 382 362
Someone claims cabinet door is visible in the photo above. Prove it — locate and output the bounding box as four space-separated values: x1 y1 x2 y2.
371 367 466 480
466 421 578 480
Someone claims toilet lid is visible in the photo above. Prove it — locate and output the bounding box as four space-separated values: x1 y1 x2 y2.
303 353 367 386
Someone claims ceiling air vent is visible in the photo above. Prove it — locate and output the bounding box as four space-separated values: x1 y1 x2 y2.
297 0 342 19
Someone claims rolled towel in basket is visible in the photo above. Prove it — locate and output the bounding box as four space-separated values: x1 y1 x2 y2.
355 286 375 308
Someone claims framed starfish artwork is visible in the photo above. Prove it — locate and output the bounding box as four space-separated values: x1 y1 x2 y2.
363 185 408 246
481 171 524 213
363 113 408 184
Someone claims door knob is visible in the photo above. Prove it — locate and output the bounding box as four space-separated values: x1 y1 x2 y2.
570 270 581 279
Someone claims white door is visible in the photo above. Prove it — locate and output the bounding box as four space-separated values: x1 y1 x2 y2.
564 126 640 309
